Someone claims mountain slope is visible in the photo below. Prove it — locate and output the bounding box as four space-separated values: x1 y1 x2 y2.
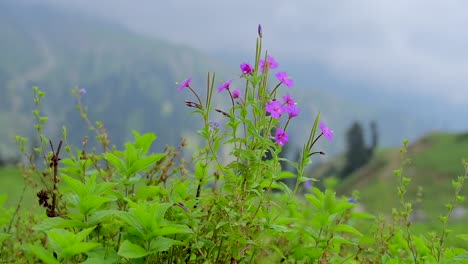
309 131 468 218
0 2 233 159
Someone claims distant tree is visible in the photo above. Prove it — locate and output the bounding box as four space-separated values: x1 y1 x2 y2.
341 120 378 178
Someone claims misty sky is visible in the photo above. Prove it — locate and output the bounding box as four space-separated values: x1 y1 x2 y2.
22 0 468 104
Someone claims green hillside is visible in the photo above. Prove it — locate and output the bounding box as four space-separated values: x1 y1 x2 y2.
308 132 468 247
0 2 232 160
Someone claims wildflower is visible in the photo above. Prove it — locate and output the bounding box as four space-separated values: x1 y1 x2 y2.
209 121 220 130
260 55 279 72
265 100 283 119
282 93 295 107
240 63 253 75
275 72 293 88
79 88 87 95
348 197 357 204
218 80 232 92
258 24 263 38
304 181 312 188
275 128 289 146
286 105 300 118
177 77 192 91
232 89 241 99
320 121 333 141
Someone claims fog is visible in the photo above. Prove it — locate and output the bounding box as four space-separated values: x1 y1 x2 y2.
19 0 468 105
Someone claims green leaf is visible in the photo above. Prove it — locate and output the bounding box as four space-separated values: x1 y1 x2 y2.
127 153 165 176
352 212 375 220
269 224 290 233
151 236 184 252
333 224 363 237
105 153 125 173
118 240 149 259
61 242 100 259
277 171 296 180
0 232 10 243
452 253 468 261
27 243 61 264
62 175 87 197
330 236 356 246
33 217 85 231
132 131 157 155
78 195 113 216
88 209 119 225
153 225 192 236
75 226 97 242
81 247 120 264
456 234 468 241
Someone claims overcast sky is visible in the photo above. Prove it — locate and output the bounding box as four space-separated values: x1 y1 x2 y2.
24 0 468 104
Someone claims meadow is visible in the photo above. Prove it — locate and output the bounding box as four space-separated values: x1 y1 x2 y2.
0 26 467 263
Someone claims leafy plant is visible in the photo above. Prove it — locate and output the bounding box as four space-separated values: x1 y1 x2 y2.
0 24 466 263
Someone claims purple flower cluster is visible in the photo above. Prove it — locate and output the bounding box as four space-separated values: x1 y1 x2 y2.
177 51 332 148
266 95 300 121
259 55 279 72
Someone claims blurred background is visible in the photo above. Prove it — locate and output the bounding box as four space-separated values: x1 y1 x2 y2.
0 0 467 244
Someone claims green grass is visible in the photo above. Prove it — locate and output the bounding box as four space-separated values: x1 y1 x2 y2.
412 132 468 176
0 166 39 211
309 132 468 248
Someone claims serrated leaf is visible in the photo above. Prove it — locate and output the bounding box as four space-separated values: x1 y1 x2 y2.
330 236 356 246
151 236 184 252
118 240 149 259
333 224 363 237
152 225 192 237
62 175 87 197
127 154 165 176
34 218 85 231
81 247 120 264
33 218 67 231
105 153 125 173
27 243 61 264
62 242 100 259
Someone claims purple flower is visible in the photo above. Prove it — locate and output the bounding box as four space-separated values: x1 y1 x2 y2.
265 100 283 119
304 181 312 189
209 120 220 130
232 89 241 99
282 93 295 107
275 72 293 88
286 105 300 118
79 88 87 95
275 128 289 146
178 77 192 91
348 197 357 204
258 24 263 38
260 55 279 72
218 80 232 92
240 63 253 75
320 121 333 141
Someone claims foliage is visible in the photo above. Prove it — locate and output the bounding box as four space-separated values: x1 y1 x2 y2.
0 26 467 264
